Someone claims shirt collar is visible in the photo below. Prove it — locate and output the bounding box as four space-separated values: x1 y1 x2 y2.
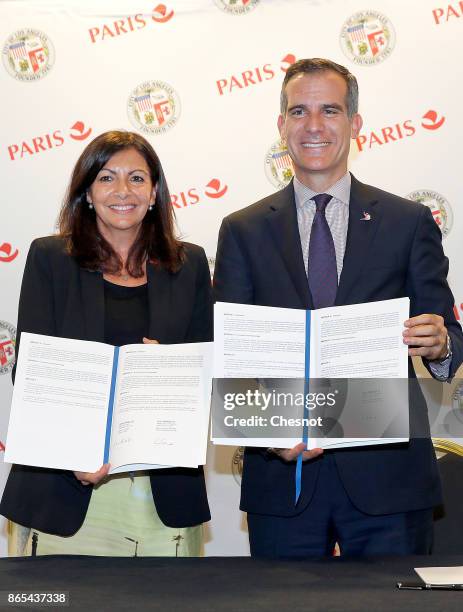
294 172 351 210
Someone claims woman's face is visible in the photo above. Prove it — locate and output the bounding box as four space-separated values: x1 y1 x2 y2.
86 147 156 240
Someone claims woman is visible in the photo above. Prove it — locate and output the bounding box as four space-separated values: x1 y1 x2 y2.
0 131 212 556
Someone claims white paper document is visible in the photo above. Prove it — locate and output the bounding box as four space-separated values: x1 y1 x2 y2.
414 566 463 585
5 333 213 473
212 298 410 449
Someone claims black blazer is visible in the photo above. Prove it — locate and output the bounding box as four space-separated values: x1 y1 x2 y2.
0 236 212 535
213 176 463 517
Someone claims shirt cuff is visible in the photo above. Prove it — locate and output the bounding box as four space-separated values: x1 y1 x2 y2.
427 358 451 380
427 335 452 380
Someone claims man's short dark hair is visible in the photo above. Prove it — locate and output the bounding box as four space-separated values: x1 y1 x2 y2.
280 58 359 118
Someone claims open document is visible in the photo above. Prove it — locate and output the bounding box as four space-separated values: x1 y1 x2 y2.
5 333 213 473
414 566 463 586
212 298 410 449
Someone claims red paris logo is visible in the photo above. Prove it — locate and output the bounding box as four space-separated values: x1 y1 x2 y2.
0 441 4 452
0 243 19 263
216 53 296 96
152 4 174 23
204 179 228 199
88 4 174 43
280 54 296 72
171 178 228 208
356 121 415 151
356 108 445 152
171 188 199 208
421 110 445 130
8 131 64 161
216 64 274 96
7 120 92 161
69 121 92 141
453 302 463 322
432 2 463 24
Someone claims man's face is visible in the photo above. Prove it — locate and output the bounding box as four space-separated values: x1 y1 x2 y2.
278 70 362 190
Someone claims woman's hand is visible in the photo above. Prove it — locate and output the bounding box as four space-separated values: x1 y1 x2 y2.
74 463 110 486
270 443 324 462
143 337 159 344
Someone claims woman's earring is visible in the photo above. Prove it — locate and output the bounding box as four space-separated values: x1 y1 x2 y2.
88 203 94 210
149 204 153 211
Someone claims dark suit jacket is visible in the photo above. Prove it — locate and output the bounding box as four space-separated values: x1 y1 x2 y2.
213 175 463 517
0 236 212 535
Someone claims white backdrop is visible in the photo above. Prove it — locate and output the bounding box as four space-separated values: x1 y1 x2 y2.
1 0 462 557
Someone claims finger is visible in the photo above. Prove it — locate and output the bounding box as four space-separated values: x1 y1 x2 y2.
76 476 90 486
75 464 110 485
286 442 307 460
73 471 90 485
408 346 443 359
92 463 111 483
277 446 323 462
403 335 442 347
98 463 111 476
404 314 443 328
143 337 159 344
270 444 303 462
302 448 324 461
403 325 444 338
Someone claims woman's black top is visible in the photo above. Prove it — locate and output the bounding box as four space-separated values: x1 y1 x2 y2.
103 280 149 346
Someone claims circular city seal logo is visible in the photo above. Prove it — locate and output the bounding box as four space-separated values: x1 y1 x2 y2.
128 81 180 135
231 446 244 485
265 139 294 190
406 190 453 238
2 29 55 81
340 11 395 66
433 438 463 459
214 0 260 15
0 321 16 375
207 255 216 278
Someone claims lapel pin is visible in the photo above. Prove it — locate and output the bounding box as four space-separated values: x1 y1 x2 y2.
360 211 371 221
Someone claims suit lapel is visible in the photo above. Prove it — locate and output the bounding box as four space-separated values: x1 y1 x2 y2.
265 182 313 309
336 174 383 305
80 268 105 342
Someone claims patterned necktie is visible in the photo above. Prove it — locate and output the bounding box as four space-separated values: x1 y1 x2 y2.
308 193 337 308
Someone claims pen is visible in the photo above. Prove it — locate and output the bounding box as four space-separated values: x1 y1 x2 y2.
397 582 463 591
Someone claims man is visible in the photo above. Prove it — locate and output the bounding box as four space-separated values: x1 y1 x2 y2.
213 58 463 557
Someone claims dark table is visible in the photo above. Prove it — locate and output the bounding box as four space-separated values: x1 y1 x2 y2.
0 555 462 611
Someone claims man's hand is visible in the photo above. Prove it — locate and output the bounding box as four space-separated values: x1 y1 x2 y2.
74 464 110 486
271 442 323 462
403 314 448 361
143 338 159 344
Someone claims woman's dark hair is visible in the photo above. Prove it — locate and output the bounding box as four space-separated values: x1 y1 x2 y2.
58 130 184 276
